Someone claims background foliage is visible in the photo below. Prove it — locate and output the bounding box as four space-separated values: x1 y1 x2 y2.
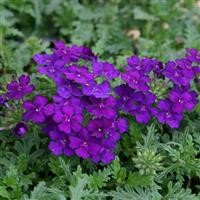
0 0 200 199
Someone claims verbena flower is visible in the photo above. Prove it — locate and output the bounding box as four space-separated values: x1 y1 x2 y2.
129 91 156 124
82 80 110 98
169 87 198 113
122 70 150 91
23 95 51 123
69 128 100 159
155 99 183 128
6 75 34 100
53 105 83 134
164 60 195 86
64 65 93 84
86 95 116 119
92 61 120 79
186 48 200 64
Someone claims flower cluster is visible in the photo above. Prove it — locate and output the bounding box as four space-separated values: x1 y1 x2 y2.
1 41 199 164
119 49 199 128
28 41 127 164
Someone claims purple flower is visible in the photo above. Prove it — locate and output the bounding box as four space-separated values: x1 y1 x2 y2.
82 80 110 98
115 118 128 133
49 141 63 156
88 118 112 138
164 60 195 86
48 131 74 156
64 65 93 84
37 62 65 82
23 95 50 123
53 96 83 113
115 84 134 112
121 70 150 91
70 45 97 61
155 99 183 128
6 75 34 100
91 140 115 164
92 61 120 79
13 122 28 137
126 56 153 74
129 91 156 124
56 79 82 98
169 87 198 113
69 128 100 159
186 48 200 64
53 105 83 134
33 54 57 65
86 95 116 119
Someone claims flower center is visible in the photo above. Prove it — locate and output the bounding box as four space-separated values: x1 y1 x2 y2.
178 98 183 103
141 106 146 111
99 103 104 108
133 79 138 84
174 72 179 77
83 142 87 146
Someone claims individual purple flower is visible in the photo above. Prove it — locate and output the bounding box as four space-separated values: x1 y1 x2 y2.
169 87 198 113
129 91 156 124
56 79 82 98
6 75 34 100
86 95 116 119
69 128 100 159
23 95 50 123
82 80 110 98
53 95 83 113
164 60 195 86
99 148 115 164
48 131 74 156
126 56 153 74
91 140 115 164
37 62 65 82
53 105 83 134
92 61 120 79
87 118 112 138
155 99 183 128
13 122 28 137
121 70 150 91
186 48 200 64
115 84 134 112
64 65 93 84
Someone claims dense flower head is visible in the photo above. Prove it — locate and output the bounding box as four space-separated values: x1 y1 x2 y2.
15 42 198 164
6 74 34 100
29 41 128 164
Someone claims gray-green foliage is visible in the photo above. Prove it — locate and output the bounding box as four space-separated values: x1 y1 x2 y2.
0 0 200 199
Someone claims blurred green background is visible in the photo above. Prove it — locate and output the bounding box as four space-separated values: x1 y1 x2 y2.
1 0 200 79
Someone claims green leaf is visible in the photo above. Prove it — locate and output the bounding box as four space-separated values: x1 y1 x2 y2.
127 173 153 187
0 186 10 199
